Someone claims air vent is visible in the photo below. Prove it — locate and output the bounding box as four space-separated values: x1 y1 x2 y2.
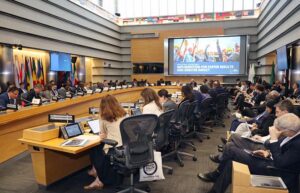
130 33 159 39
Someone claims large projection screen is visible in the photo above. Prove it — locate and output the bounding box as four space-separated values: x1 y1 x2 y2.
164 35 248 76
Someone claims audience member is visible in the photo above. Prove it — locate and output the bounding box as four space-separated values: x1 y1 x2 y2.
85 95 127 190
141 88 163 116
199 113 300 193
157 89 177 112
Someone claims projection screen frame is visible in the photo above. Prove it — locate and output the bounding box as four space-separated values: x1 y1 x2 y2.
164 35 249 76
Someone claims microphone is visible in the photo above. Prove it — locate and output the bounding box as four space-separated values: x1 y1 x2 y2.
21 96 33 106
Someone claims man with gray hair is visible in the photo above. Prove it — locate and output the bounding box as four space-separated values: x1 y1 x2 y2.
198 113 300 193
26 84 43 104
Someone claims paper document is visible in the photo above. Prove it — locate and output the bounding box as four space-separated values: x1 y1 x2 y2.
61 139 88 147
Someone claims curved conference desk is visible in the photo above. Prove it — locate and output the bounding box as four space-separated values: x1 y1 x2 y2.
0 86 181 164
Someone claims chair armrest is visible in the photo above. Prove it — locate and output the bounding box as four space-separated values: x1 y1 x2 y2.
101 139 118 147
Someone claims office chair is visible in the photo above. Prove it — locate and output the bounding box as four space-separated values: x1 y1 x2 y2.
212 93 228 127
183 100 207 143
163 100 197 167
192 97 214 141
104 114 158 193
154 109 175 175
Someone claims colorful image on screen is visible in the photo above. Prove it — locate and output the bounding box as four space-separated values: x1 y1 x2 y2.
170 36 243 75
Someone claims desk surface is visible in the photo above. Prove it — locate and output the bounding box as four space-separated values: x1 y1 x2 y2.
19 134 101 154
0 86 181 163
0 86 179 126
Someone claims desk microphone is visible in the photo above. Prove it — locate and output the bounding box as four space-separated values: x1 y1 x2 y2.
21 97 33 106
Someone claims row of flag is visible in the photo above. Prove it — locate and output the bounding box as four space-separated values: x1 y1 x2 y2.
14 55 45 90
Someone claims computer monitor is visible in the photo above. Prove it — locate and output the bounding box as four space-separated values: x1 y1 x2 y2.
64 123 83 138
87 119 100 134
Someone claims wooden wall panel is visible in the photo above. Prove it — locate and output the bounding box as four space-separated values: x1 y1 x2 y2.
131 28 224 63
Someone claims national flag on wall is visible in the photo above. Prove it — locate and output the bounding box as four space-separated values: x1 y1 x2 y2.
36 58 45 85
31 57 37 86
25 57 33 90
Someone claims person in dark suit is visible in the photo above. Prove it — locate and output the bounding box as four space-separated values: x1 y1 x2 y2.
208 81 226 99
26 84 42 103
0 86 19 110
291 82 300 98
198 113 300 193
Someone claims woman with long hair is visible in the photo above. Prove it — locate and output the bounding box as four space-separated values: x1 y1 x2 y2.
141 88 163 116
85 95 127 190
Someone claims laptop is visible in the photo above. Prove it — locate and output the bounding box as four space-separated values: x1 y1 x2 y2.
87 119 101 134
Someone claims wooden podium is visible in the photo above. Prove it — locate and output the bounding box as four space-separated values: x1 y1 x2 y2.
232 161 288 193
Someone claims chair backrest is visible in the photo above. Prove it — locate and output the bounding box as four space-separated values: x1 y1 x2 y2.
155 109 175 150
215 93 228 109
120 114 158 168
176 100 190 123
187 100 198 121
199 97 213 115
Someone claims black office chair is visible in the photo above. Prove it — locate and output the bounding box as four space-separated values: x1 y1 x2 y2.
193 97 214 140
163 100 197 167
212 93 228 127
154 110 175 174
104 114 158 193
184 100 206 143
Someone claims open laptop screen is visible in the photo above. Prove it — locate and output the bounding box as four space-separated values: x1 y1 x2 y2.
87 119 100 134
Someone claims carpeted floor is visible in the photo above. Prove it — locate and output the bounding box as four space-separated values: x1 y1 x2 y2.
0 119 231 193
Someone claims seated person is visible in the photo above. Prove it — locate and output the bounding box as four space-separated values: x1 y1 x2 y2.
0 86 19 110
26 84 42 104
85 95 127 190
199 113 300 193
217 100 294 160
234 101 275 137
157 89 177 112
290 82 300 98
141 88 163 116
208 80 226 100
179 85 195 107
248 84 266 107
41 84 53 99
198 85 211 103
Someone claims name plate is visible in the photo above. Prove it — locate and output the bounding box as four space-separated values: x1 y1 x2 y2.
6 104 18 110
32 98 41 105
48 114 75 123
122 85 128 89
95 88 102 93
77 92 84 96
103 87 109 91
89 107 100 114
116 86 121 89
110 87 116 90
66 93 73 98
86 90 93 94
128 85 132 88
